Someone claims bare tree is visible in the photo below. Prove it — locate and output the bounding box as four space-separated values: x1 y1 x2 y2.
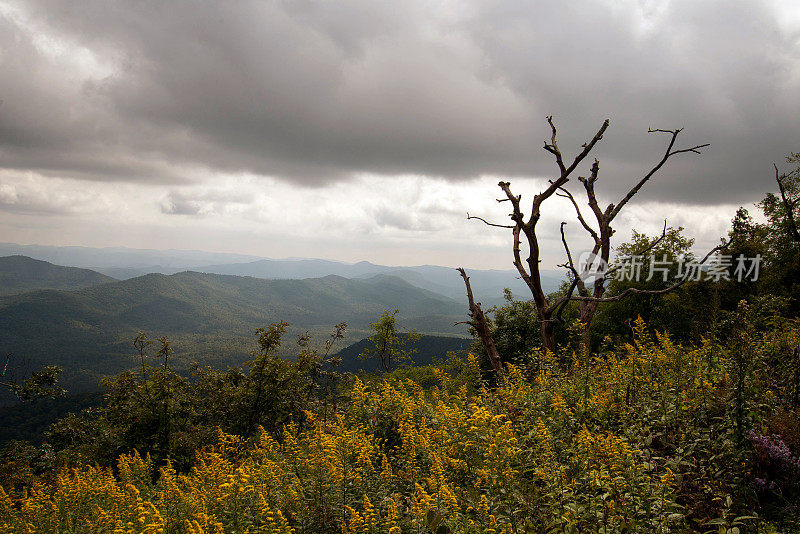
467 117 710 355
456 268 503 377
774 162 800 243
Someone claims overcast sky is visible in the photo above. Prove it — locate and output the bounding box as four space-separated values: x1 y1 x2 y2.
1 0 798 270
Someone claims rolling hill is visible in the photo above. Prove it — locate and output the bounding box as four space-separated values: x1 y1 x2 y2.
0 255 116 295
0 243 563 306
0 271 468 395
196 258 562 306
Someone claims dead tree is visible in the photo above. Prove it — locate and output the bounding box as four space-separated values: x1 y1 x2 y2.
456 268 503 376
774 163 800 243
468 117 710 355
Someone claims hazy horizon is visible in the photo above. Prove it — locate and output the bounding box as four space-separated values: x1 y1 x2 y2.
0 240 562 273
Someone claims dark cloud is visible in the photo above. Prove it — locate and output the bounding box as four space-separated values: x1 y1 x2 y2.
0 0 798 205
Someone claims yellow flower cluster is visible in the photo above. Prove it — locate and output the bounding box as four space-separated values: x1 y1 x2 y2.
2 323 714 533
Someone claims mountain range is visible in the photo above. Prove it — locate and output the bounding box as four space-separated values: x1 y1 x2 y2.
0 243 562 305
194 258 562 305
0 258 469 395
0 247 564 401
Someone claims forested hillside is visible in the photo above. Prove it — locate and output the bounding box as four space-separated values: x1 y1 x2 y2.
195 258 561 306
0 256 115 295
333 334 472 373
0 271 465 393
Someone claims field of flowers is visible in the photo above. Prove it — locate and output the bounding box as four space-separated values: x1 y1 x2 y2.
1 316 798 533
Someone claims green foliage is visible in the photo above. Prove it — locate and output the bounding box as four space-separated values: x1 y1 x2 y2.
468 288 553 383
486 289 541 365
245 322 292 435
359 309 422 372
336 335 471 374
34 324 342 471
0 392 102 445
363 349 481 392
0 361 65 402
757 154 800 314
4 318 800 532
591 226 709 345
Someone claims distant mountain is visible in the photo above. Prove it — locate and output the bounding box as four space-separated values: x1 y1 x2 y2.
196 259 563 306
0 243 563 305
0 256 116 295
0 243 262 276
0 271 467 395
198 258 368 279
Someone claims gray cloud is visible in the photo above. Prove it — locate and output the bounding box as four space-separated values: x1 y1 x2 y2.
160 196 204 216
160 188 253 216
0 0 798 207
0 193 73 215
0 173 97 215
373 205 438 232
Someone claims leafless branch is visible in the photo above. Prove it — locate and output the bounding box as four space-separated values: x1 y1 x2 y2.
547 223 587 323
466 213 514 229
563 119 611 178
559 223 578 275
554 184 599 242
2 354 9 378
610 128 709 221
669 144 710 156
577 159 606 222
466 118 706 355
543 115 567 175
551 279 580 324
558 222 588 298
498 182 524 223
532 119 610 223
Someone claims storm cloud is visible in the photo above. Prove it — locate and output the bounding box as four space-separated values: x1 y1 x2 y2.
0 0 797 204
0 0 798 270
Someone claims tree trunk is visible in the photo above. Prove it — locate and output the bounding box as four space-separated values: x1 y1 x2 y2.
540 317 557 357
458 268 503 377
578 301 599 355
